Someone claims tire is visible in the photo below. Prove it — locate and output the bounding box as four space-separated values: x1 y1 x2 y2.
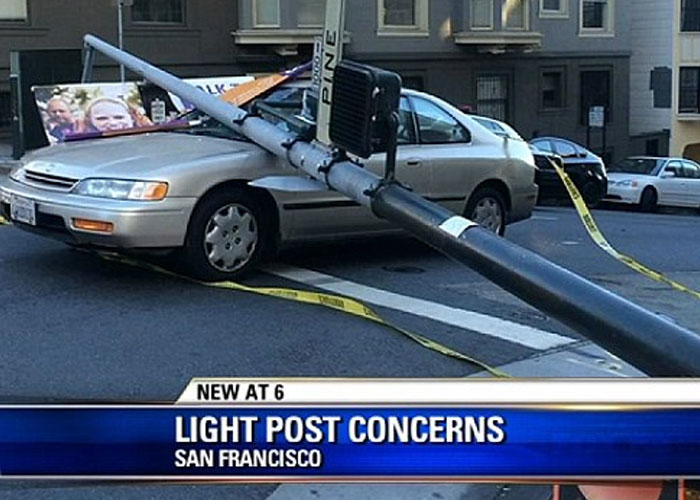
581 182 601 209
465 187 507 236
638 187 658 213
179 187 271 281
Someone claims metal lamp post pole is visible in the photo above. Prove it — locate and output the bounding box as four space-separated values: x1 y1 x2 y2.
81 34 700 377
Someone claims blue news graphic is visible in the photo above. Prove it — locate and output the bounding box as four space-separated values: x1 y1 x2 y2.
0 407 699 477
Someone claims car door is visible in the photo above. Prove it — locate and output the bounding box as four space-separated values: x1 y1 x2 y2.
656 161 686 206
406 95 475 214
290 95 427 237
682 161 700 207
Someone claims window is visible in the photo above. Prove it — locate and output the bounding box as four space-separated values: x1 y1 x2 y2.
298 0 325 26
541 69 565 109
254 0 280 27
531 139 554 152
552 140 578 158
132 0 184 24
0 0 27 21
471 0 493 29
683 161 700 179
679 67 700 114
682 0 700 32
476 75 508 122
580 0 613 33
411 97 470 144
540 0 568 17
664 161 683 177
580 69 611 125
378 0 428 32
503 0 527 29
650 66 672 109
397 97 417 145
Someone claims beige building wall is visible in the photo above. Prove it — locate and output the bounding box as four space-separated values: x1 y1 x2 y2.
672 0 700 160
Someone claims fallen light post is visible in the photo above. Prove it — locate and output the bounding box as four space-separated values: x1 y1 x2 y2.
82 34 700 376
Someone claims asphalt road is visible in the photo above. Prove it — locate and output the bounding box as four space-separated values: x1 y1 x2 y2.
0 203 699 498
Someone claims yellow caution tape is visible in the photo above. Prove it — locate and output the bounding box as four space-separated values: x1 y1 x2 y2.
98 252 509 378
0 212 506 376
550 159 700 301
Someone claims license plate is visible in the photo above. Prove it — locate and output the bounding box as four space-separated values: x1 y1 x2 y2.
10 196 36 226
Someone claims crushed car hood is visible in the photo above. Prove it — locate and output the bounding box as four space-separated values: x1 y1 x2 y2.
21 132 262 179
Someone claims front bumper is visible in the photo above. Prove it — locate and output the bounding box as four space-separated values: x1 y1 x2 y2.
0 176 197 248
604 183 642 205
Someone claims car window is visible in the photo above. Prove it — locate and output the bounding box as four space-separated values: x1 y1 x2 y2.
664 161 684 178
397 97 417 145
609 158 664 175
553 140 577 158
531 139 553 153
474 117 506 136
411 97 471 144
683 161 700 179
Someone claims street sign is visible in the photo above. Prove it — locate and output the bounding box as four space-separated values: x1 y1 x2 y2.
589 106 605 128
311 36 323 92
316 0 345 145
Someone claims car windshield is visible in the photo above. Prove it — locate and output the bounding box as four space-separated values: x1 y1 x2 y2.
609 158 664 175
472 117 523 141
172 109 251 142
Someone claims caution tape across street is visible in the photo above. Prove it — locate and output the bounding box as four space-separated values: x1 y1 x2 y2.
550 158 700 301
0 214 507 376
97 252 510 378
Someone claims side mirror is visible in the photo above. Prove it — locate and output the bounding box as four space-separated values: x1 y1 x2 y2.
661 171 676 179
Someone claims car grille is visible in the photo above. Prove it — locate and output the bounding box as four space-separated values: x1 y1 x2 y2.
21 170 78 191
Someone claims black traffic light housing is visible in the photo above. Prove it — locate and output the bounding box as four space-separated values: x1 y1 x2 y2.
330 60 402 160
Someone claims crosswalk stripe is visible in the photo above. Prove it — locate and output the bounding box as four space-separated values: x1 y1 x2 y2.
262 264 575 351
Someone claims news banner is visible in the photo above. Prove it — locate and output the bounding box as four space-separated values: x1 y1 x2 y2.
1 379 700 479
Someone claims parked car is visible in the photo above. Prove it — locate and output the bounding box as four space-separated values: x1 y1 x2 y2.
529 136 607 206
604 156 700 211
0 86 538 280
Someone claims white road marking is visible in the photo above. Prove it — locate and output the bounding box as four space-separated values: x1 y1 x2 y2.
262 264 575 351
561 241 580 246
531 215 559 221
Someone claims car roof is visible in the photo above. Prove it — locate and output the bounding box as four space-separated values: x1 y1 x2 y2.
625 156 688 162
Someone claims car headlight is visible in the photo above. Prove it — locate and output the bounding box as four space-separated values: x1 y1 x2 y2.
72 179 169 201
615 180 639 188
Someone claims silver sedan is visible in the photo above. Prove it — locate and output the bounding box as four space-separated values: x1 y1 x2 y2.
0 88 538 280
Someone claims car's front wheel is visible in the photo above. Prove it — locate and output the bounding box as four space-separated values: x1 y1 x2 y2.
465 187 507 236
639 187 658 212
180 188 270 281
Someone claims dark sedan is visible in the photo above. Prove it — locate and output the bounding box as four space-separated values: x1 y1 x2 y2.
530 137 607 206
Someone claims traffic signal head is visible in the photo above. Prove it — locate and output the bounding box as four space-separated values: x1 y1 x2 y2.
330 60 401 158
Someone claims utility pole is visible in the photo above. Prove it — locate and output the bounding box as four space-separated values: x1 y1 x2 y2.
81 33 700 377
113 0 133 83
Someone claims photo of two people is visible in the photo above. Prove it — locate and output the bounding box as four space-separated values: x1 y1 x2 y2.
34 82 153 143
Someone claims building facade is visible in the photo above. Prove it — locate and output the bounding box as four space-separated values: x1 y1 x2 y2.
671 0 700 161
1 0 632 163
628 0 673 157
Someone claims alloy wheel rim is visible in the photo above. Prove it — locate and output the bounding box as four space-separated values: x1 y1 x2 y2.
471 198 502 233
203 203 258 272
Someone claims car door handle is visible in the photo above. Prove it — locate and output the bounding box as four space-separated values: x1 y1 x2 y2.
406 159 422 167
